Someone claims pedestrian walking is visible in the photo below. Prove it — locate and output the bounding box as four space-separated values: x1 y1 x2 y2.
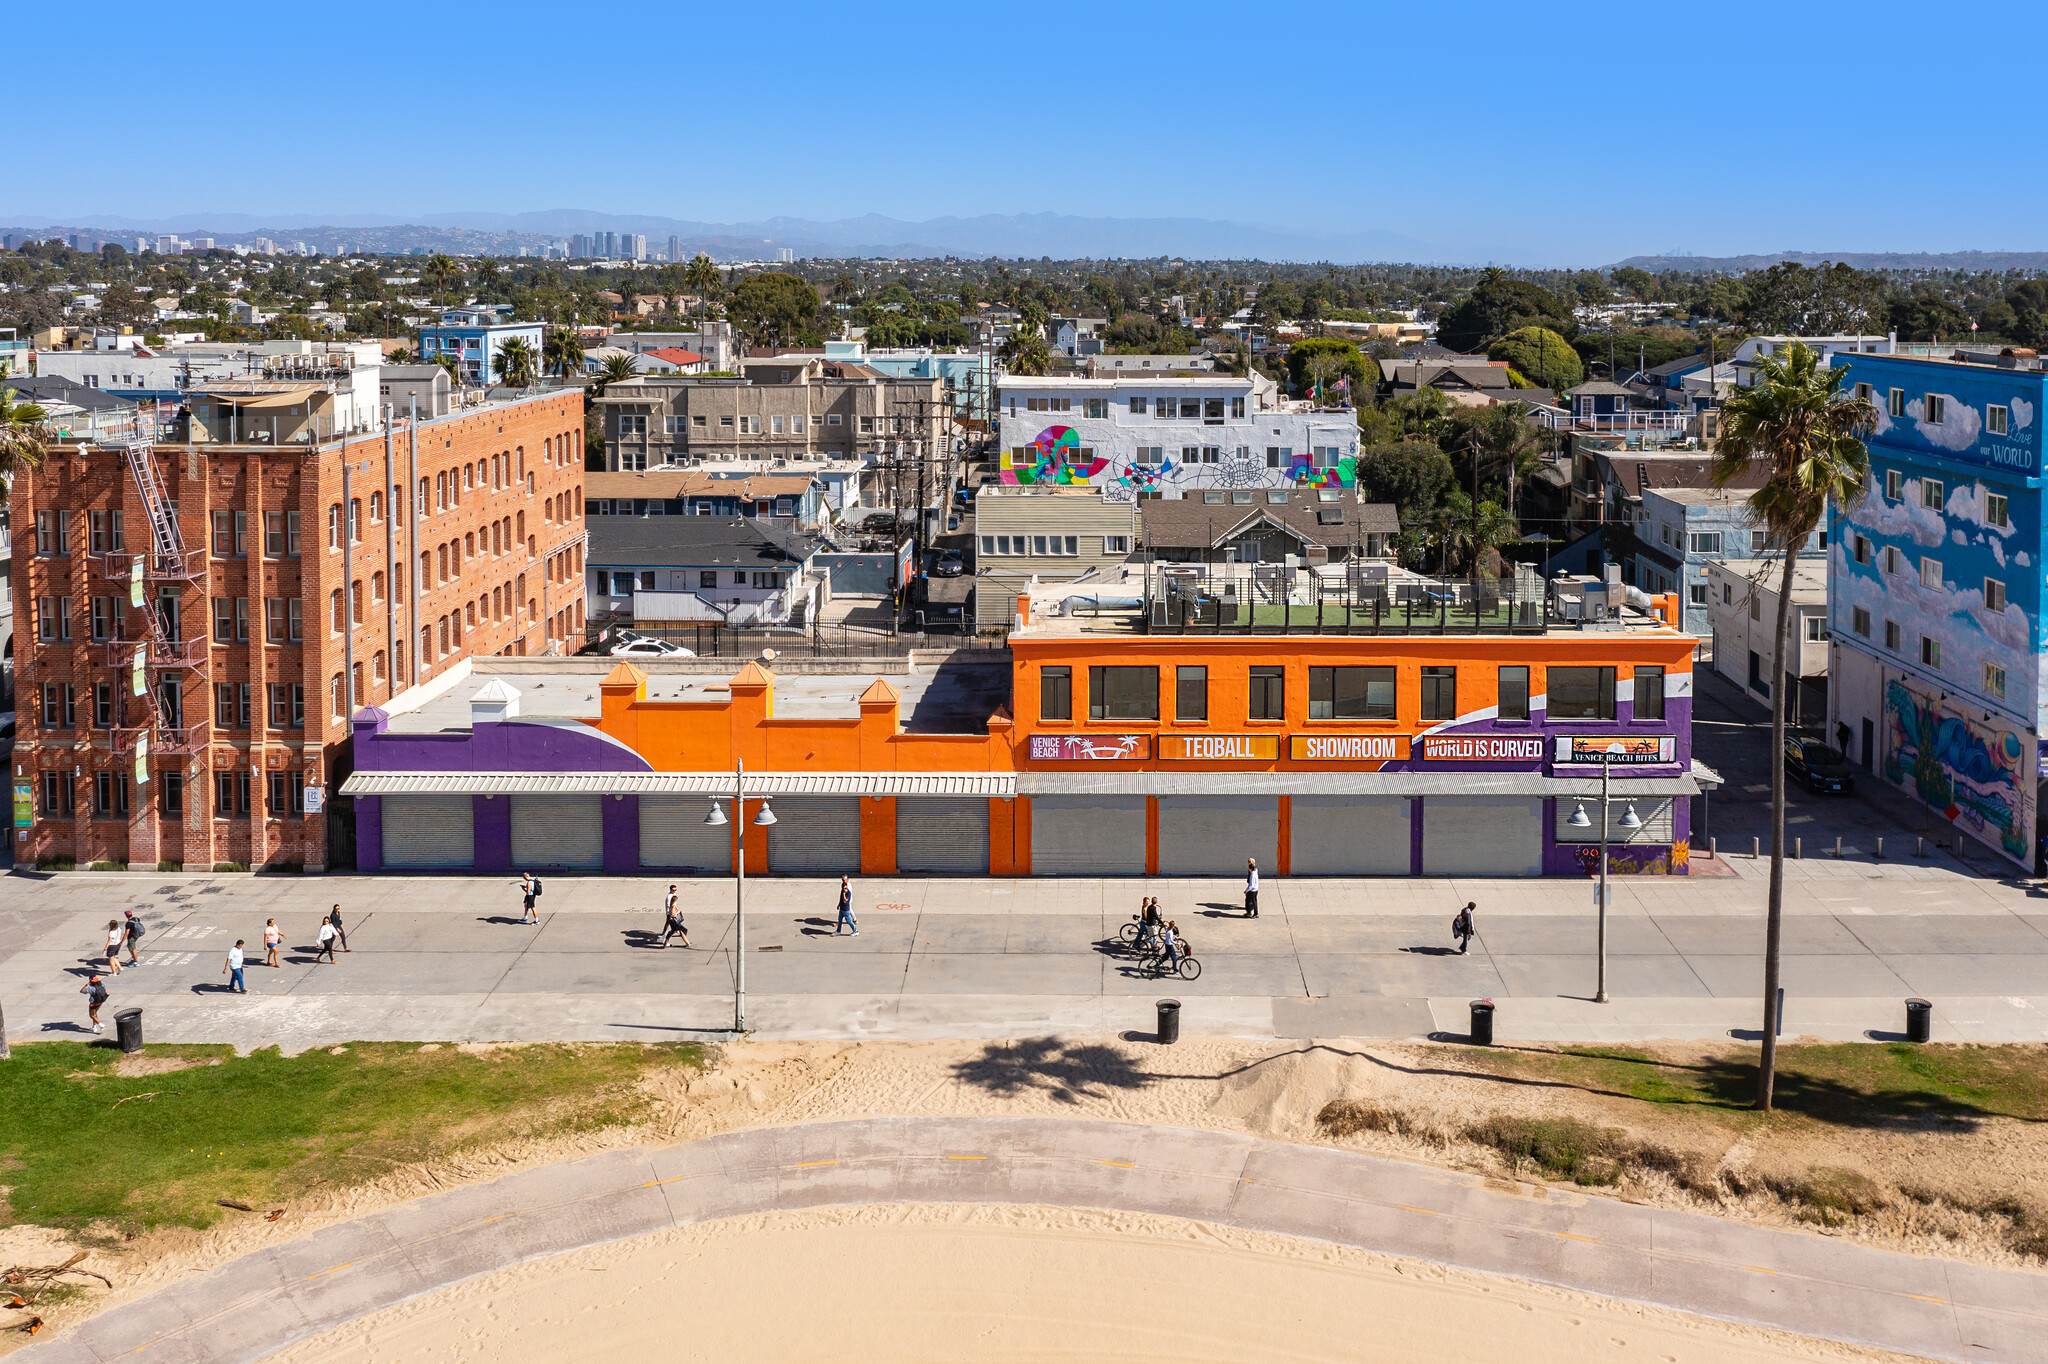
102 920 125 975
327 904 351 952
835 875 859 936
263 918 283 967
1244 858 1260 919
1452 901 1476 956
518 872 541 925
315 917 338 964
121 909 146 966
659 884 690 949
81 974 109 1032
223 940 247 993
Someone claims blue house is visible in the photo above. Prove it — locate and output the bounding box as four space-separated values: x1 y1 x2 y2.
1827 351 2046 869
1637 487 1825 636
416 307 544 387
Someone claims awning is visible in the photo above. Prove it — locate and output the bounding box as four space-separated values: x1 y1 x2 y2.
207 389 321 411
1018 771 1698 798
341 770 1015 797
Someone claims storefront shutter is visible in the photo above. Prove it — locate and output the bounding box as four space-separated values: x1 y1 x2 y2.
1030 797 1145 876
1155 796 1277 876
510 795 604 870
638 795 733 873
895 797 989 874
765 796 862 874
1289 796 1410 875
381 795 474 869
1421 796 1543 877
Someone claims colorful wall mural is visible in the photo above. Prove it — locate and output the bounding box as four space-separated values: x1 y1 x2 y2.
1882 677 2034 864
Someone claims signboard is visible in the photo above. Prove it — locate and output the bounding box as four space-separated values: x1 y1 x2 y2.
1027 734 1151 762
1160 734 1279 761
13 783 32 829
1288 734 1411 762
1420 735 1547 763
304 785 325 815
1553 735 1675 765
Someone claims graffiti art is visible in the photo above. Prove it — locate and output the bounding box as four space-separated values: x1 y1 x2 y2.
1883 679 2029 861
1001 426 1110 485
1283 452 1358 488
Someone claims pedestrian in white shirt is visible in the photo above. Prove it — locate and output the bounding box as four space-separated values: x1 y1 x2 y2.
223 940 247 994
1244 858 1260 919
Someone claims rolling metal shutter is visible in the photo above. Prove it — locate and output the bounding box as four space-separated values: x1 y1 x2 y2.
766 796 862 874
1421 796 1543 877
381 795 474 869
1289 796 1411 875
896 797 989 874
1156 796 1278 876
638 795 732 873
1030 796 1145 876
510 795 604 870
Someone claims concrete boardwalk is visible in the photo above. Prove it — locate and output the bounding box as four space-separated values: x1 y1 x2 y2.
5 864 2048 1048
19 1117 2046 1364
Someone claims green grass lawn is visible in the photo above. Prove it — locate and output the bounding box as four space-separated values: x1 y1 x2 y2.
1461 1042 2048 1128
0 1041 702 1232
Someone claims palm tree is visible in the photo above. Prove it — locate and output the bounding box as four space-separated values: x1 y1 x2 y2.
386 346 416 364
999 328 1050 377
1711 341 1874 1111
0 387 50 506
544 328 586 378
432 354 461 386
593 352 638 396
1428 491 1518 576
424 253 459 298
491 336 538 388
684 254 721 322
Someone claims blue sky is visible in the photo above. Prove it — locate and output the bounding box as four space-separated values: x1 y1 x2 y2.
12 0 2048 266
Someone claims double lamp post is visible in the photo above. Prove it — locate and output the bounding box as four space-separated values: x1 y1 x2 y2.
1565 746 1642 1005
703 757 775 1034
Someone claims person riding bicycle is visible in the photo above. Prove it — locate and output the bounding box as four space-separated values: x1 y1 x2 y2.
1158 919 1180 974
1138 897 1162 950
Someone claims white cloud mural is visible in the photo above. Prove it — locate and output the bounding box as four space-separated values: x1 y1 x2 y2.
1905 394 1982 451
1945 481 2018 538
2012 397 2034 429
1845 473 1945 547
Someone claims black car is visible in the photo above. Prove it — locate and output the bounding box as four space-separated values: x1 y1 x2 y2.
1785 738 1856 794
931 550 966 578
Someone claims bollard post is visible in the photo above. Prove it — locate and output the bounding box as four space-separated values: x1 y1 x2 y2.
1795 836 1802 860
1709 836 1718 861
1753 835 1761 859
1916 836 1927 857
1875 836 1884 859
1834 835 1842 858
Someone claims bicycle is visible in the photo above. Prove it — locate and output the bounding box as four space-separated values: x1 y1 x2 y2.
1150 941 1201 981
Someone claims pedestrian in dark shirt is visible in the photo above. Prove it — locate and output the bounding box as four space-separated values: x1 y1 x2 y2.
327 904 350 952
835 876 859 936
122 910 146 966
81 975 108 1033
1452 901 1476 955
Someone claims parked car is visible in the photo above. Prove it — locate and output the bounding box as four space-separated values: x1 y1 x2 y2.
610 637 695 659
931 550 966 578
1784 737 1855 794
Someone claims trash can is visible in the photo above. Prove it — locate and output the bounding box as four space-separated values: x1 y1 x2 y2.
1905 997 1932 1044
113 1007 144 1054
1468 999 1495 1047
1155 998 1181 1045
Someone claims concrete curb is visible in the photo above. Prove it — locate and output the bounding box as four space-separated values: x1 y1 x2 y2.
19 1117 2047 1363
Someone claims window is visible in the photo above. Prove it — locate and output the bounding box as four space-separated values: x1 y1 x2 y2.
212 597 233 642
1853 534 1871 566
349 498 361 542
34 509 61 556
42 771 74 816
1622 666 1664 721
330 588 345 634
1888 387 1905 418
1921 636 1941 669
751 572 778 589
1919 556 1942 589
328 503 343 547
1750 593 1760 622
89 596 111 642
1985 662 2007 699
1128 396 1148 414
1204 398 1225 423
700 570 718 589
1885 619 1900 650
1986 493 2009 528
1084 399 1108 419
94 771 129 817
1884 469 1903 500
160 771 183 817
1174 666 1209 721
1883 545 1899 575
1925 393 1946 424
1135 445 1162 465
1309 666 1394 720
1983 576 2006 612
215 770 251 815
1039 666 1072 721
826 413 841 427
372 571 385 602
1659 523 1670 546
1547 666 1616 720
1407 665 1453 722
1805 616 1829 642
1921 478 1943 509
268 771 305 815
332 673 346 718
269 683 305 729
1103 535 1130 555
1854 381 1873 403
1749 530 1767 552
88 509 123 553
41 681 72 729
1496 666 1530 722
1248 666 1285 720
1232 396 1246 419
1852 606 1871 637
1988 403 2009 436
1088 665 1158 721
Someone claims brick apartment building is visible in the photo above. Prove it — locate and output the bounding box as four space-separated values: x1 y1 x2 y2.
11 388 587 872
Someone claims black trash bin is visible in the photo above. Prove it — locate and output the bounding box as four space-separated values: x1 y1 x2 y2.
1905 997 1933 1044
113 1007 144 1054
1155 998 1181 1045
1468 999 1495 1046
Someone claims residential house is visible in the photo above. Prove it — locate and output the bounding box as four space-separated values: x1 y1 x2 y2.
1139 487 1399 565
971 486 1137 631
1635 487 1824 634
1051 316 1109 357
1706 557 1828 722
826 340 998 427
605 323 738 371
584 469 827 528
377 365 454 420
585 515 823 629
1085 354 1217 374
415 307 545 387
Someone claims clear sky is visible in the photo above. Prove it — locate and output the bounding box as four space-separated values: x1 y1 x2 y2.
13 0 2048 266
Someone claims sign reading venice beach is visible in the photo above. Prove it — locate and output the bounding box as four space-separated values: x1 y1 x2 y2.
1553 735 1675 765
1160 734 1280 761
1288 734 1411 761
1027 734 1152 761
1419 735 1546 762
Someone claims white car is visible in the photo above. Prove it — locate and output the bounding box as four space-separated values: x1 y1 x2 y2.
609 638 695 658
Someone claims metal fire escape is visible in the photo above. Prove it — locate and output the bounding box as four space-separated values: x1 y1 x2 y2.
107 441 207 770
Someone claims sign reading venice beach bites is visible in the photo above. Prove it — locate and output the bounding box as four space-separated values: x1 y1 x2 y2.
1026 734 1152 761
1287 734 1411 761
1159 734 1281 761
1418 735 1547 762
1553 734 1675 765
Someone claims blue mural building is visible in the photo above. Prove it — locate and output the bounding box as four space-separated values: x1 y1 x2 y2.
416 307 544 387
1828 352 2045 868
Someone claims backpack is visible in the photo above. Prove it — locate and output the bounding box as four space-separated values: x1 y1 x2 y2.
89 982 108 1005
127 917 145 940
531 877 544 897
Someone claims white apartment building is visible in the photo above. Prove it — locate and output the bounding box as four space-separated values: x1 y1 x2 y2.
996 375 1355 502
1705 557 1829 715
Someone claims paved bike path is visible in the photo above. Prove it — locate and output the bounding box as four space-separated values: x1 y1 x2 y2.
21 1117 2046 1363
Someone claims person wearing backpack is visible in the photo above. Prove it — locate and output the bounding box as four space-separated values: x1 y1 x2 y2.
81 975 109 1032
1452 902 1476 955
659 884 690 949
122 909 146 967
519 872 542 925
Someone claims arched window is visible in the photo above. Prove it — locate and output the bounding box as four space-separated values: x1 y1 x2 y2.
331 673 345 718
329 588 344 634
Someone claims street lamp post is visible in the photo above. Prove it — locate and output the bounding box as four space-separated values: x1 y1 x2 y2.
704 759 775 1034
1567 750 1643 1005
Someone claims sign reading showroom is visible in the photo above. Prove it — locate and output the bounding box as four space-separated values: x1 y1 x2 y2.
1027 734 1152 761
1288 734 1411 761
1419 735 1546 762
1160 735 1280 760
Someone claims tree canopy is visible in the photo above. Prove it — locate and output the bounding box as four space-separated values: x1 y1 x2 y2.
1433 271 1576 352
1735 262 1887 336
729 272 821 347
1487 326 1582 391
1284 337 1370 396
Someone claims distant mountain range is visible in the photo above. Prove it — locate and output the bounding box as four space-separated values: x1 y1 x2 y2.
5 211 1438 263
1610 250 2048 273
